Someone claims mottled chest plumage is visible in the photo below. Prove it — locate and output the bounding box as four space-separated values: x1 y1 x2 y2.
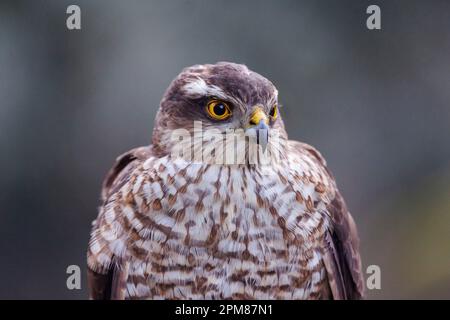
104 156 332 299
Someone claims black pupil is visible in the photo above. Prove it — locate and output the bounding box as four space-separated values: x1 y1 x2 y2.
214 104 226 116
270 107 276 116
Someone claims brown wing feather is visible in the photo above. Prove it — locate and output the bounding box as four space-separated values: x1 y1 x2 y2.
299 142 364 299
87 146 152 300
87 267 114 300
324 193 364 299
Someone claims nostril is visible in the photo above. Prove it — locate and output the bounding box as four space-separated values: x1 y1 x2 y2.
249 119 257 126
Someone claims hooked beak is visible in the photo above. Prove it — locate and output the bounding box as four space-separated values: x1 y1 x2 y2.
245 107 269 151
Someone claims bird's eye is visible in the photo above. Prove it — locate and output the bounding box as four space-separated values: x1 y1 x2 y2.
269 104 278 120
206 99 232 120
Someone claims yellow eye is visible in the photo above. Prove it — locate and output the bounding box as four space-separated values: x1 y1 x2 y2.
269 104 278 120
206 99 232 120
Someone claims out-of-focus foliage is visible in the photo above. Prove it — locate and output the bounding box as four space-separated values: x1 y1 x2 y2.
363 168 450 299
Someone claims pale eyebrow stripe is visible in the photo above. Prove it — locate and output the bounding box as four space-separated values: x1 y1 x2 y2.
183 77 225 98
183 77 244 111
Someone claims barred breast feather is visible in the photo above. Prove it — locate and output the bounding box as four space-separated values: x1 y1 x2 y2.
87 141 363 300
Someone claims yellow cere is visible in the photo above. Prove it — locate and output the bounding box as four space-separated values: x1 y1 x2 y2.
249 107 269 126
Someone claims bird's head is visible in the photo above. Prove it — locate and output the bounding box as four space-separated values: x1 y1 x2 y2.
152 62 288 164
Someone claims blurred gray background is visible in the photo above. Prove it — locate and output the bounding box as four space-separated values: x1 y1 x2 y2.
0 0 449 299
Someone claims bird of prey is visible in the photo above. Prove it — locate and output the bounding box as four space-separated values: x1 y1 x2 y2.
87 62 364 300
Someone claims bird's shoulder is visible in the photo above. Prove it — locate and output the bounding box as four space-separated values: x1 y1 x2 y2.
287 140 328 168
286 139 364 299
284 140 336 197
87 145 159 299
100 145 156 202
